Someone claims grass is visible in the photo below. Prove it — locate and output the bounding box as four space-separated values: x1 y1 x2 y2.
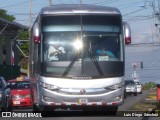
130 102 158 111
130 88 160 111
142 82 157 90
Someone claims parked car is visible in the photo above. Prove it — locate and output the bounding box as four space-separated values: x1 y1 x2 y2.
134 81 142 94
0 77 12 111
125 80 137 96
7 77 32 109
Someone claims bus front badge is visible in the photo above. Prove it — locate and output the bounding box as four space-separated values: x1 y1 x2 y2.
80 89 86 95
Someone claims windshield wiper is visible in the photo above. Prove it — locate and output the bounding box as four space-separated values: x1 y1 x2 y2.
88 49 104 76
62 51 80 77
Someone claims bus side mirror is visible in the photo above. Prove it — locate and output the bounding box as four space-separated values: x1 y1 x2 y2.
123 21 131 45
125 37 131 45
32 22 40 44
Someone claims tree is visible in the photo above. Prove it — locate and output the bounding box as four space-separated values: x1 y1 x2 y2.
0 9 15 21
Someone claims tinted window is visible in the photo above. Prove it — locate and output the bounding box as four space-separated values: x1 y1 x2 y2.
0 80 2 88
7 81 30 89
135 82 140 85
125 80 135 85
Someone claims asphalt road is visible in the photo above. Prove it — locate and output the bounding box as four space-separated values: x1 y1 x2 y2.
118 90 148 111
1 90 159 120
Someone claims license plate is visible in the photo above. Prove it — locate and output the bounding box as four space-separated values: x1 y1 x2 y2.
78 98 88 104
13 101 20 104
99 56 109 61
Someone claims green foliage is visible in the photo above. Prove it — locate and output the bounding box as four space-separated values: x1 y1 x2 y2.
0 9 15 21
18 31 29 68
19 31 29 39
143 82 157 90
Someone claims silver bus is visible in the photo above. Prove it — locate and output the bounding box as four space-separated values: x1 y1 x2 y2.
29 4 131 113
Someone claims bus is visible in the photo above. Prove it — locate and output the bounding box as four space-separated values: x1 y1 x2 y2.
29 4 131 113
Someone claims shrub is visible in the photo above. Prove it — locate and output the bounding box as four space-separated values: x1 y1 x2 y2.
143 82 157 90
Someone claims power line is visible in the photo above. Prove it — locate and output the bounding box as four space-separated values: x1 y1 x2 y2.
91 0 114 5
57 0 64 4
126 41 160 45
117 0 144 9
138 75 160 78
123 9 145 16
68 0 74 4
124 15 153 20
0 0 34 9
49 0 52 6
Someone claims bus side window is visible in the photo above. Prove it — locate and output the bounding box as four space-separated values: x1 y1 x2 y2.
0 81 2 88
43 43 49 62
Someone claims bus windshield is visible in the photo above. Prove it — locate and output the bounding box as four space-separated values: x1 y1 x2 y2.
41 15 124 78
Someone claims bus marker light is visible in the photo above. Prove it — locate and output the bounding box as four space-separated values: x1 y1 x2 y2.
50 102 55 106
82 103 87 106
34 36 40 44
61 103 66 106
92 103 97 106
112 102 117 105
102 102 107 106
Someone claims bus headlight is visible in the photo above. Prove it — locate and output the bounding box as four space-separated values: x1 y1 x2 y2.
40 82 60 91
105 82 124 90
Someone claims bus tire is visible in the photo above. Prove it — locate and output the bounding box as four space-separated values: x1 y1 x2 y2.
7 105 13 112
38 106 55 112
33 104 40 111
134 93 137 96
124 92 127 99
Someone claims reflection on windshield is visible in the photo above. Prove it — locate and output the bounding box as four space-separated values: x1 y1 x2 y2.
41 33 122 76
43 32 78 62
43 33 120 62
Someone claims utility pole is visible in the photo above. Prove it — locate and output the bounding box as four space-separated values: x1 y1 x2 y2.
28 0 32 77
49 0 52 6
158 0 160 13
132 62 143 81
29 0 32 29
80 0 82 5
155 0 160 25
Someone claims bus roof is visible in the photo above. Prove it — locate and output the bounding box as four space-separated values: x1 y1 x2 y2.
40 4 121 16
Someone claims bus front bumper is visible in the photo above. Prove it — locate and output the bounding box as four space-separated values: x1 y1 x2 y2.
38 87 124 108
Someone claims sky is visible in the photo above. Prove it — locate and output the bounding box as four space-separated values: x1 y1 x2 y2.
125 44 160 84
1 0 160 83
